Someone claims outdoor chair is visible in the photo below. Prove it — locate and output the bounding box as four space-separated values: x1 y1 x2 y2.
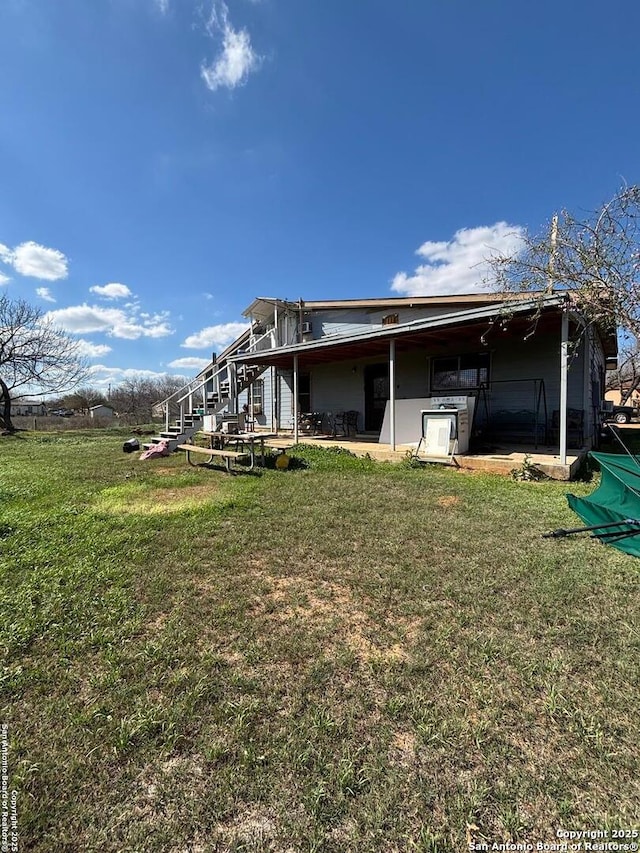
298 412 324 435
333 410 358 437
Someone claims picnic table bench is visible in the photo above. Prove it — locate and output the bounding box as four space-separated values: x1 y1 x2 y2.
175 443 249 473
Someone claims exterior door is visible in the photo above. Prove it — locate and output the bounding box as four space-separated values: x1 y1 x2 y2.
364 363 389 431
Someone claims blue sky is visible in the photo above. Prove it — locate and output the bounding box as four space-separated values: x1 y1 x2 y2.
1 0 638 390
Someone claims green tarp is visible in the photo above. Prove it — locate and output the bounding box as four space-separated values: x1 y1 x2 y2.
567 452 640 557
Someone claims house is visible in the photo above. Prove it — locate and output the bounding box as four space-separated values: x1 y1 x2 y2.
13 399 47 416
604 386 640 409
154 291 617 476
89 404 115 420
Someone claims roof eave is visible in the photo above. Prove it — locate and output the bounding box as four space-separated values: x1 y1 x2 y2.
230 294 568 364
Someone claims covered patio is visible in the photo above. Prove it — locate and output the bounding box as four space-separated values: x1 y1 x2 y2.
231 294 613 480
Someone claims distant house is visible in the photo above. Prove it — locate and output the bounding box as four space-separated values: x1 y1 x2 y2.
13 399 47 416
604 382 640 408
89 404 115 420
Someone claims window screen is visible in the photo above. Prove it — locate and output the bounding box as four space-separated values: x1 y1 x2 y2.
432 353 489 391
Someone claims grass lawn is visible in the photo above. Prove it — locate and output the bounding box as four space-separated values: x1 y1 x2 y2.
1 431 639 852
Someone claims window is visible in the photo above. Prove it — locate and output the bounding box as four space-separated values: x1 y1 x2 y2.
298 373 311 412
432 353 489 391
382 313 399 326
251 379 264 415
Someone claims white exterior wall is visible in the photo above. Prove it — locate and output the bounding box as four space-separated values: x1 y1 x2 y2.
310 361 365 424
396 350 429 398
305 306 478 340
236 366 276 429
14 401 47 416
489 329 583 412
307 351 428 431
278 369 295 429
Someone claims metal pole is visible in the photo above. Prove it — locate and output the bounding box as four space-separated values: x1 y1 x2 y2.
543 518 639 538
559 311 569 465
272 366 277 432
546 213 558 294
293 355 299 444
389 339 396 451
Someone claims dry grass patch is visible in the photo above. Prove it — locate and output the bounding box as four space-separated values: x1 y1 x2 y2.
92 482 222 515
437 494 461 507
251 574 419 664
214 806 278 848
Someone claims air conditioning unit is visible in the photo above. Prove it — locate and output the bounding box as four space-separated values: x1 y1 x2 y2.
301 321 313 335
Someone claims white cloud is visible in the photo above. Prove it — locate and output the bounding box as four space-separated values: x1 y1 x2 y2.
181 321 248 349
201 1 261 92
0 272 9 286
76 339 113 358
44 304 174 340
154 0 169 13
167 356 211 371
36 287 56 303
90 282 132 300
391 223 525 297
1 240 68 280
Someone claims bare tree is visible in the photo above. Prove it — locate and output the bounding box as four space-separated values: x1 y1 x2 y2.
61 386 108 414
109 375 185 424
0 295 88 432
488 185 640 340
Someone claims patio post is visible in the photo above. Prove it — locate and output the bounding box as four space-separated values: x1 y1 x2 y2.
293 355 299 444
272 366 278 432
559 310 569 465
389 338 396 451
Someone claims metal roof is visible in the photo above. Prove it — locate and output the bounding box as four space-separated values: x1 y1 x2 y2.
230 294 572 367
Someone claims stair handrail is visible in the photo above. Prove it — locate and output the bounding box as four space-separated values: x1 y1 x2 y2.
159 326 275 431
158 362 229 431
244 327 277 353
175 362 228 406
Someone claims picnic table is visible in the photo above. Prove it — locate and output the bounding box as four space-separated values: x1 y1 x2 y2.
177 431 277 472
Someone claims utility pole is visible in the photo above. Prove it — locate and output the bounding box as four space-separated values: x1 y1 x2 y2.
546 213 558 294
